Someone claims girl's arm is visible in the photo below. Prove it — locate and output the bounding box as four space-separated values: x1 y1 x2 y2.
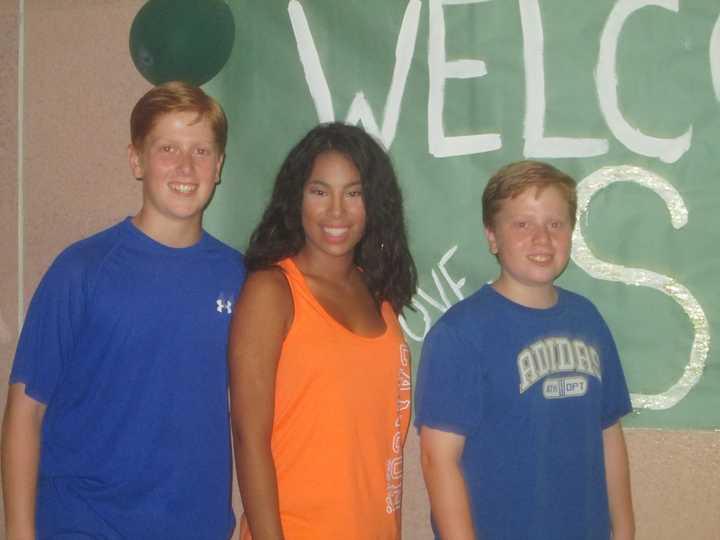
2 383 46 540
420 426 476 540
603 421 635 540
229 269 293 540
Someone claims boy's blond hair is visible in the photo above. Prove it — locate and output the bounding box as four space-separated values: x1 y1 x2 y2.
482 160 577 228
130 80 227 152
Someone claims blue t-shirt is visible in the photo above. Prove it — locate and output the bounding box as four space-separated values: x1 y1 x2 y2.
10 218 246 540
414 284 632 540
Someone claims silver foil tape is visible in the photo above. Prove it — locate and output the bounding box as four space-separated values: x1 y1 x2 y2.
572 165 710 411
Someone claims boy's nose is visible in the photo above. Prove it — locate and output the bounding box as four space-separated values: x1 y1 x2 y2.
176 151 193 174
532 225 551 244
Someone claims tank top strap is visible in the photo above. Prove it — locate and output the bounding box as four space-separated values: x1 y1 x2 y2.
276 257 327 318
379 300 397 328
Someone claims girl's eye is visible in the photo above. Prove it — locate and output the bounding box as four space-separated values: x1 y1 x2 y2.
160 145 174 153
347 190 363 198
515 221 528 229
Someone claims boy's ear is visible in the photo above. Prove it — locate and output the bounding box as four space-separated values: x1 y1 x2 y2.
484 226 498 255
128 144 143 180
214 153 225 184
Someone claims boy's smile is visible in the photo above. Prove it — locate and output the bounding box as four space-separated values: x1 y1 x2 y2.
484 184 572 308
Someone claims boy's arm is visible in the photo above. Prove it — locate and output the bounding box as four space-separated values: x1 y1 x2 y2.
2 383 46 540
420 426 476 540
603 421 635 540
228 270 292 540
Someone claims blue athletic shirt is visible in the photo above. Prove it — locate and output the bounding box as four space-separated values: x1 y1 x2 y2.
414 284 632 540
10 217 245 539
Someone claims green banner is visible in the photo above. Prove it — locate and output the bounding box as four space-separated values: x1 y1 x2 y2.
202 0 720 429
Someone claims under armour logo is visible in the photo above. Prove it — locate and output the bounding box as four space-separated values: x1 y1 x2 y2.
216 299 233 314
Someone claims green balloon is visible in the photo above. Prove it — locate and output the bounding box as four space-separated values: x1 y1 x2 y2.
130 0 235 86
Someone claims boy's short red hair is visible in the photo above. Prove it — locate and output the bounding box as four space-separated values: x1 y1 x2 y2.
130 81 227 153
482 160 577 229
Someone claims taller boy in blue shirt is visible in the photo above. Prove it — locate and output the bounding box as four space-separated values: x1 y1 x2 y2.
2 81 245 540
415 161 634 540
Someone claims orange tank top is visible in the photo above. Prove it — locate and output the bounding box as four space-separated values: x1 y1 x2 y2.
241 257 411 540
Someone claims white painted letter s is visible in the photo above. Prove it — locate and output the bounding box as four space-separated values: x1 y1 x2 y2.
572 165 709 410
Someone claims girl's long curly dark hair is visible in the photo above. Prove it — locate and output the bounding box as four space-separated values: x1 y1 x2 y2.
245 122 417 314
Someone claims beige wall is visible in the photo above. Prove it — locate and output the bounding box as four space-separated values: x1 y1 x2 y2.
1 3 718 539
0 12 21 515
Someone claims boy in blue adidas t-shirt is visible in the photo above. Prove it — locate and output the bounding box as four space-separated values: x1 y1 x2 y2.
2 82 245 539
415 161 634 540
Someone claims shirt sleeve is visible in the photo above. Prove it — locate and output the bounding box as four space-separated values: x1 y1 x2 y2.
414 319 484 436
10 253 86 404
595 310 632 428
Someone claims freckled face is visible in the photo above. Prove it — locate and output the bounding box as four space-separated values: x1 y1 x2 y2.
485 185 572 302
129 111 223 228
300 151 366 262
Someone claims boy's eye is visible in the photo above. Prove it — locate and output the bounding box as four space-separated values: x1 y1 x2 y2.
160 145 174 153
515 221 528 229
195 147 211 156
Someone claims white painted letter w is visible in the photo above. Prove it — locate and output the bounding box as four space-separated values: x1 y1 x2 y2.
288 0 421 149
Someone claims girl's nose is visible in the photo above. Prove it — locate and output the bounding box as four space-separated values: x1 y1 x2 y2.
329 193 345 217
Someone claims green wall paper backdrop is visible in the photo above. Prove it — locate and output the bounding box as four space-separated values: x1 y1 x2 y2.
197 0 718 429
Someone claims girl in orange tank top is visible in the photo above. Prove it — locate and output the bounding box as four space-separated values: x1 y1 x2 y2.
229 123 417 540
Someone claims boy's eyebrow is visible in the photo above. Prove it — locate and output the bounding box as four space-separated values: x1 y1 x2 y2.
148 135 215 144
